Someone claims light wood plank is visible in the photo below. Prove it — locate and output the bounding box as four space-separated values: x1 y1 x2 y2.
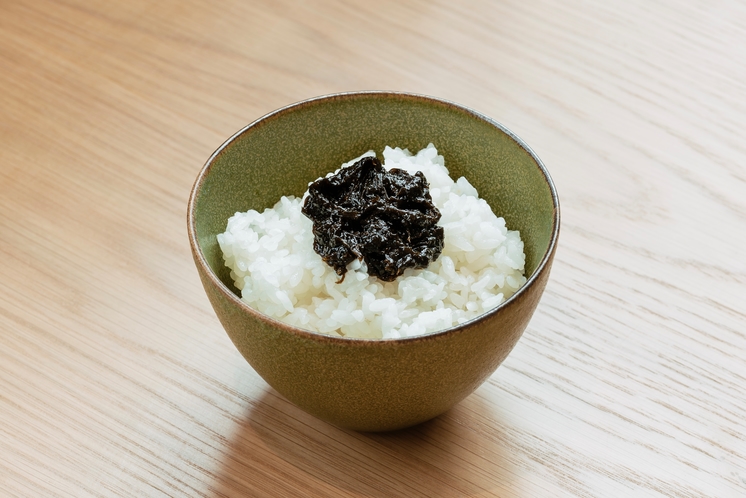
1 0 744 495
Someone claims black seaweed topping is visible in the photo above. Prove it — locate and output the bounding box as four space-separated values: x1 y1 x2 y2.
301 155 444 282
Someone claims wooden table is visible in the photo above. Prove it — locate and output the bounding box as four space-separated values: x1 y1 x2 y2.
2 0 744 496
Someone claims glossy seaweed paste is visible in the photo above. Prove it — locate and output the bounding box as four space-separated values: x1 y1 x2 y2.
301 156 444 282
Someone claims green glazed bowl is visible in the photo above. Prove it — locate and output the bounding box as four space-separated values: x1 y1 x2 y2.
188 91 560 432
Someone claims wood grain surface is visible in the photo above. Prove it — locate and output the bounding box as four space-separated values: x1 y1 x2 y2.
1 0 745 496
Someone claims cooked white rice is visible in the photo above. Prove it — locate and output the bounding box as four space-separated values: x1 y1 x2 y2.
217 144 526 339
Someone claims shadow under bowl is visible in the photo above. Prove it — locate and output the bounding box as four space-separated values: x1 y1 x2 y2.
188 91 560 432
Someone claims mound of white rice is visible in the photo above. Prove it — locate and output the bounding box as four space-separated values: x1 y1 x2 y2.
217 144 526 339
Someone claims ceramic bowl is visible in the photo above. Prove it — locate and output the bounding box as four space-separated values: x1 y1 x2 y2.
188 91 560 432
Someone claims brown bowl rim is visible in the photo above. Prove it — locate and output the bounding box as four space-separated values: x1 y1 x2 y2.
187 91 560 347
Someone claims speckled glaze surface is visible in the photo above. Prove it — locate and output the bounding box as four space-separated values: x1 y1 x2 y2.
188 91 560 432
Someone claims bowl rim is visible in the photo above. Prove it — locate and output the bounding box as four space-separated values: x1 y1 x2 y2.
187 90 560 346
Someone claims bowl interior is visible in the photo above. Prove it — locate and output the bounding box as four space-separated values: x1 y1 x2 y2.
193 93 557 299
